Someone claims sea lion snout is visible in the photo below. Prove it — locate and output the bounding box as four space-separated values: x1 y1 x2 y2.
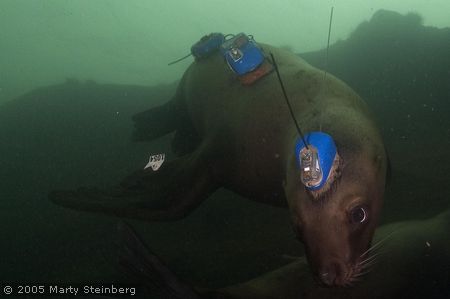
303 236 361 287
298 219 366 287
317 259 360 287
318 261 344 286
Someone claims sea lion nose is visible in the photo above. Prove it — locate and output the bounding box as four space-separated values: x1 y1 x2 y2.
319 270 336 286
319 262 344 286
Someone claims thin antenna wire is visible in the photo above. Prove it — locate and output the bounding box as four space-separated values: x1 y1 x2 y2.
323 6 334 81
168 53 192 66
319 6 334 132
270 53 309 149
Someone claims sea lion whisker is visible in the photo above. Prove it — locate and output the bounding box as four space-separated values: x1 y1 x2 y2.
353 269 372 278
360 258 378 271
360 230 396 257
349 277 361 283
358 258 378 271
360 239 384 258
359 245 376 258
359 251 383 266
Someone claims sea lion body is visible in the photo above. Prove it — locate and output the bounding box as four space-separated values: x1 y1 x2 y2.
182 45 381 204
51 44 388 286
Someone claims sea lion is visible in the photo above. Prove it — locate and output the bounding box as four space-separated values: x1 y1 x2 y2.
50 43 388 286
117 209 450 299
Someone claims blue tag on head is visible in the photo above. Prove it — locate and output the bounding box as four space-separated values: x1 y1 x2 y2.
295 132 338 191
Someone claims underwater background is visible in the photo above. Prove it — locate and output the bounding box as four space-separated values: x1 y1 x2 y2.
0 1 449 298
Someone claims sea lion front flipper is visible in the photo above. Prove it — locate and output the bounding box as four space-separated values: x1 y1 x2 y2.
132 94 200 156
49 147 218 221
132 99 180 142
117 221 203 299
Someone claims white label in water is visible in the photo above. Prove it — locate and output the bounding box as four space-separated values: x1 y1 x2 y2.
144 153 165 171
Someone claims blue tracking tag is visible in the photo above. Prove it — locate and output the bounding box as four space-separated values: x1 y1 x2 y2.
220 33 265 75
191 33 225 60
295 132 337 191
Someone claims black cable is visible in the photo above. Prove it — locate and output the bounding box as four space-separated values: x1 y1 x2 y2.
270 53 309 149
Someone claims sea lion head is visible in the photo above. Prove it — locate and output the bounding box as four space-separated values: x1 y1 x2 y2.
284 145 387 287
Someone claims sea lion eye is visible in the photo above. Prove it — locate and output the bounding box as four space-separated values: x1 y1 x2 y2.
350 206 367 223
